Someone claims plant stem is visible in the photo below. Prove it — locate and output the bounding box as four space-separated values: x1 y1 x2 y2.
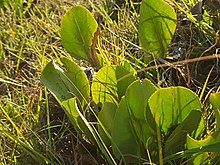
156 123 163 165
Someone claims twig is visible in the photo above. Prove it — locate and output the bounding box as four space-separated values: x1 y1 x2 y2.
118 54 220 82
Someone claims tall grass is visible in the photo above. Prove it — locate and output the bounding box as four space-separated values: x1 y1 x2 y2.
0 0 76 164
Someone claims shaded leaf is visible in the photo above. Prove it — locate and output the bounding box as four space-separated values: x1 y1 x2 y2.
42 58 90 107
111 80 157 163
111 97 144 163
121 60 137 76
164 110 203 156
98 102 117 147
62 98 91 136
125 79 157 144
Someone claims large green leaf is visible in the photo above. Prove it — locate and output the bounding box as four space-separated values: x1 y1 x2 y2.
148 86 201 134
111 80 157 163
125 79 157 144
60 6 100 67
139 0 176 59
111 97 144 163
210 92 220 129
91 65 136 105
41 58 90 107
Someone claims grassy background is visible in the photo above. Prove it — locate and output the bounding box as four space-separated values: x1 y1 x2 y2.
0 0 219 164
0 1 77 164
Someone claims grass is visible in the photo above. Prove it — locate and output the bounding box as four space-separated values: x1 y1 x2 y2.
0 0 220 164
0 0 75 164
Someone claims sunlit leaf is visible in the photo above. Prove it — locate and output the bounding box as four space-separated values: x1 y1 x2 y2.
91 65 136 105
186 130 220 164
62 98 91 136
139 0 176 60
210 92 220 129
60 6 100 67
148 86 201 134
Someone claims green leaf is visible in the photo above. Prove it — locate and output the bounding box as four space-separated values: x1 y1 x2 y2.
62 98 117 165
210 92 220 109
139 0 176 59
121 60 137 76
210 92 220 129
125 79 157 144
42 58 90 107
185 131 220 164
60 6 100 67
91 65 136 105
185 142 220 153
98 102 117 147
60 58 90 106
164 142 220 163
164 110 203 156
187 130 220 150
62 98 91 136
112 97 144 163
148 86 201 134
111 80 157 163
42 61 72 102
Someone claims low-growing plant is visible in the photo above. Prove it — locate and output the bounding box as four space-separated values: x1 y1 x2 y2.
42 0 220 164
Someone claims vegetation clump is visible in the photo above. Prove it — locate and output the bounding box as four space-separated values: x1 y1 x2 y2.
1 0 220 164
